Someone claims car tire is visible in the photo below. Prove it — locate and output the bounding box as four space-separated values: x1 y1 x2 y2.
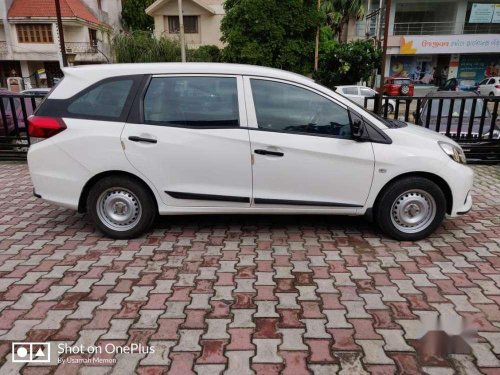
384 103 395 114
490 92 495 97
87 175 157 239
374 177 446 241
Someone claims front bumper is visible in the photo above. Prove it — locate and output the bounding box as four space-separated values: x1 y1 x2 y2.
456 191 472 215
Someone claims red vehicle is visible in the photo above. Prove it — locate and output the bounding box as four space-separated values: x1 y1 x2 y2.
384 77 415 97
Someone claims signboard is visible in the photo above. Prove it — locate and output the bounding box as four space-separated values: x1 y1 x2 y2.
458 55 500 83
493 4 500 23
399 35 500 55
469 3 495 23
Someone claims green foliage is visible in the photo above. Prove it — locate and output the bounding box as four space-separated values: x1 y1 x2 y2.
314 39 381 88
187 45 222 62
221 0 322 74
112 32 222 63
321 0 365 41
112 32 181 63
122 0 155 31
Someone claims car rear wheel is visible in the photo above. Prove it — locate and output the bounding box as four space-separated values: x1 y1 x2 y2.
375 177 446 241
384 103 394 114
87 176 156 239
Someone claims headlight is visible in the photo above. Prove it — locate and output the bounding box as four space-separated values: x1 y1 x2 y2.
438 141 466 164
482 129 500 139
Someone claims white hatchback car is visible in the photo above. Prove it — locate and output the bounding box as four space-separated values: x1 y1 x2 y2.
335 85 397 113
28 63 473 240
478 77 500 96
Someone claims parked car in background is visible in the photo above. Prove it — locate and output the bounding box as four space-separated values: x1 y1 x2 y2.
0 90 34 136
384 77 414 96
478 77 500 96
21 88 51 105
417 91 500 139
28 63 473 241
20 88 51 96
439 78 478 92
335 85 396 113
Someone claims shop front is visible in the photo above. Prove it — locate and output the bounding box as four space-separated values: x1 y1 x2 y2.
388 33 500 89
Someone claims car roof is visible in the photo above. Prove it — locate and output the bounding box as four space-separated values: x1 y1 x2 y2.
336 85 372 89
426 91 479 98
62 62 313 84
55 62 317 99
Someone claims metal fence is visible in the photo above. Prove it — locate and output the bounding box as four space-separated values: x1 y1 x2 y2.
365 95 500 164
0 93 499 164
0 93 45 161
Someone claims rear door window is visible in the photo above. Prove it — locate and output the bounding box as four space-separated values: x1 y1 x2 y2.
342 87 358 95
143 76 239 127
360 88 375 97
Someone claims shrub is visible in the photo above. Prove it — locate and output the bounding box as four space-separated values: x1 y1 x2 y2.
112 32 222 63
188 45 222 63
314 38 381 88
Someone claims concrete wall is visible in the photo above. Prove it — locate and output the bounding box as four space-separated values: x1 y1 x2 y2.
151 0 224 47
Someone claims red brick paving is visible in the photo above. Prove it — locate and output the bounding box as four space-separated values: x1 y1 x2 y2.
0 162 499 374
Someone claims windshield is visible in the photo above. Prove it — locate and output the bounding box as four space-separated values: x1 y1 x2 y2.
423 98 489 118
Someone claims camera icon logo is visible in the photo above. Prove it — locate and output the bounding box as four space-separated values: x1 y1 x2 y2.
12 342 50 363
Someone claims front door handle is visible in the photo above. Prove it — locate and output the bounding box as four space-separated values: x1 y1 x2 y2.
128 136 157 144
254 149 284 157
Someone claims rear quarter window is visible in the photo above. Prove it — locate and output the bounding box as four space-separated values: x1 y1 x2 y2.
36 75 143 121
68 80 133 118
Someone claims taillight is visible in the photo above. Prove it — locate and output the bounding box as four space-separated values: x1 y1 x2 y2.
28 116 66 138
495 85 500 89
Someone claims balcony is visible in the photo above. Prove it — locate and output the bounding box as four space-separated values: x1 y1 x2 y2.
393 22 500 36
65 42 98 54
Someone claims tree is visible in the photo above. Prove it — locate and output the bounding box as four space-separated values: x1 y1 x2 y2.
221 0 322 74
314 37 381 88
321 0 365 42
122 0 155 31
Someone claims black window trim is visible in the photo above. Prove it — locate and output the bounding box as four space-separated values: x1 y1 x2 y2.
137 74 243 129
36 75 144 122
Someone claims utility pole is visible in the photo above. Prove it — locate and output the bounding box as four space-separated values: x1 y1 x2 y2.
314 0 320 72
177 0 186 62
55 0 67 67
376 0 391 114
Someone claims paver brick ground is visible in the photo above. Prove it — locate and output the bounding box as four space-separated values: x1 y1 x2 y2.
0 162 499 374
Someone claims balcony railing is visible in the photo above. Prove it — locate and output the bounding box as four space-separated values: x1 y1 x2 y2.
65 42 98 54
393 21 500 36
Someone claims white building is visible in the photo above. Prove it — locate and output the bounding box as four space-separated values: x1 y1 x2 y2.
0 0 122 88
146 0 225 48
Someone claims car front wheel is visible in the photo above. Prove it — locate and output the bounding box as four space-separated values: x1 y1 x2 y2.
375 177 446 241
87 176 157 239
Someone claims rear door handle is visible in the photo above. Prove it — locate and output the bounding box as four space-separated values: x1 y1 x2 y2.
128 136 157 144
254 149 284 157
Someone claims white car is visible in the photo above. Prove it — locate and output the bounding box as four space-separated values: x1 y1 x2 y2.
28 63 473 240
478 77 500 96
335 85 397 113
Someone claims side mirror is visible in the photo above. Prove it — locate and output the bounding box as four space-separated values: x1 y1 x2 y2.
351 118 365 139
